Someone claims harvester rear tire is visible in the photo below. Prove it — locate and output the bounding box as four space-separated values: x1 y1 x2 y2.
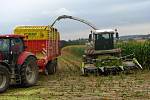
20 56 39 87
46 59 57 75
0 65 10 93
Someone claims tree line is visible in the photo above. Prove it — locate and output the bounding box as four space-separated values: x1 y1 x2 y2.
60 38 87 48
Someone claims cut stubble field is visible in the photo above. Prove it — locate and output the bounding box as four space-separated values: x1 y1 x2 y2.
0 45 150 100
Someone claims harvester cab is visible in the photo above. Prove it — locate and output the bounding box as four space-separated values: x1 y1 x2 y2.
88 29 118 51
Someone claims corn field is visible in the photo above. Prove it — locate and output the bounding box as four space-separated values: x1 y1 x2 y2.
117 40 150 68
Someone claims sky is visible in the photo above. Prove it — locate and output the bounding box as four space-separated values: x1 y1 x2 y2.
0 0 150 40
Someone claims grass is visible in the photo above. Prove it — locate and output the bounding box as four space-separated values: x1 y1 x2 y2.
0 45 150 100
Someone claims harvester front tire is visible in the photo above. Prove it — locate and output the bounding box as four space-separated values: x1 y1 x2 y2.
0 65 10 93
20 56 39 87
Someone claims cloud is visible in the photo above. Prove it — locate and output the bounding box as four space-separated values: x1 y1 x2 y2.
61 29 89 40
0 0 150 40
107 0 150 14
118 23 150 36
42 8 74 17
55 8 73 15
61 23 150 40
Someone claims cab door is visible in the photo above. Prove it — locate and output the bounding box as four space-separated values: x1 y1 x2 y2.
0 38 10 62
10 38 24 64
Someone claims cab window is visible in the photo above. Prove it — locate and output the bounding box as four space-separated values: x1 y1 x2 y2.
11 38 24 53
0 38 10 52
102 34 109 39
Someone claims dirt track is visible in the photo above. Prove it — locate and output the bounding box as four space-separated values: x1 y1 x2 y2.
0 46 150 100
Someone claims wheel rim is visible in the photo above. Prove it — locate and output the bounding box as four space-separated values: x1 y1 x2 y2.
25 61 36 83
0 73 7 89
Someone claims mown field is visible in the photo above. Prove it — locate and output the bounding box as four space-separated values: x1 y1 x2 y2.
0 44 150 100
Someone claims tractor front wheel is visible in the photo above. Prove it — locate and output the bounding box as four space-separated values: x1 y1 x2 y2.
0 65 10 93
20 56 39 87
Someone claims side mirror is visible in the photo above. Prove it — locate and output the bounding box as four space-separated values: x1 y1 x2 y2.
115 29 119 39
89 34 92 42
116 32 119 39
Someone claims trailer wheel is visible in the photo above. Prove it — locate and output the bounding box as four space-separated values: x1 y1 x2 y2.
46 59 57 75
0 65 10 93
20 56 39 87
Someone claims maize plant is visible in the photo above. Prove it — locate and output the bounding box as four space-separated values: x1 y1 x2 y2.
117 40 150 68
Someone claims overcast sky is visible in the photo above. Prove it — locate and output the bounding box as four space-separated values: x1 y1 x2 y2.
0 0 150 40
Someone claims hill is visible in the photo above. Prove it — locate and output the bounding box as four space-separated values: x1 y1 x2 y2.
120 34 150 40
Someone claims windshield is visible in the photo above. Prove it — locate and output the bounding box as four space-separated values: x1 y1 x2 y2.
95 33 110 40
0 38 10 52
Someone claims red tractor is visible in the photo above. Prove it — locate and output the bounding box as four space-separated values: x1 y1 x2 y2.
0 35 39 92
0 26 61 92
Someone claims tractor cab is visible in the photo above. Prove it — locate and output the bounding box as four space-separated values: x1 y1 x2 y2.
89 29 119 50
0 35 25 64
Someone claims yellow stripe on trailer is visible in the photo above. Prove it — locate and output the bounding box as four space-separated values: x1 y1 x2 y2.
14 26 59 40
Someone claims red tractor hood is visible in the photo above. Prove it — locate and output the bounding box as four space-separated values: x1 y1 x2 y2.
0 34 25 38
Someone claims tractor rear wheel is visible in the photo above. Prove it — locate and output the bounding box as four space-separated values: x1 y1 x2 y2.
0 65 10 93
20 56 39 87
45 59 57 75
